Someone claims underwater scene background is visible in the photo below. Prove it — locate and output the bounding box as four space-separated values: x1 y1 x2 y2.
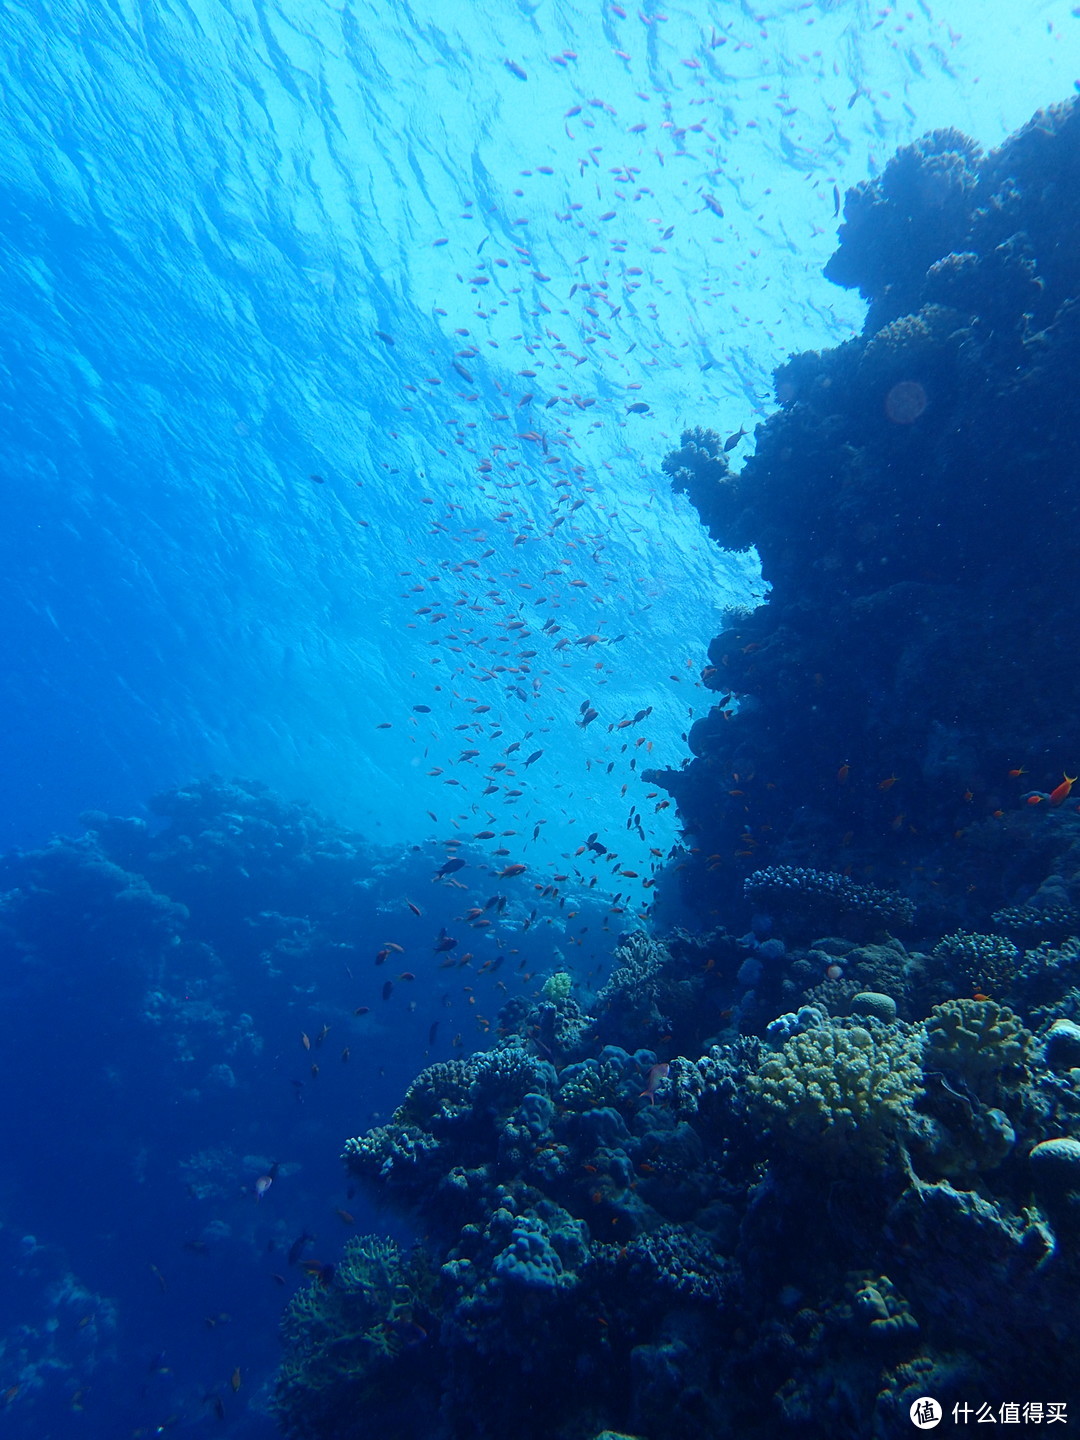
2 0 1080 1435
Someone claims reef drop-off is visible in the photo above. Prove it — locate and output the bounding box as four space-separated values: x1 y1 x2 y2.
275 100 1080 1440
654 98 1080 937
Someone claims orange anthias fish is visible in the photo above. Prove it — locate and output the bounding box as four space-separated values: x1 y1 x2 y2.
1049 773 1077 807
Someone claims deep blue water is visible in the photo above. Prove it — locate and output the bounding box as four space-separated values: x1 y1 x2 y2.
1 0 1078 1434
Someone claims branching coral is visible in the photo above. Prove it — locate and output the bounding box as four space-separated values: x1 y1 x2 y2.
922 998 1032 1103
594 930 667 1007
748 1020 923 1162
932 931 1020 995
274 1236 438 1439
591 931 679 1047
469 1043 558 1113
343 1045 558 1197
395 1060 475 1128
343 1122 441 1184
622 1223 733 1305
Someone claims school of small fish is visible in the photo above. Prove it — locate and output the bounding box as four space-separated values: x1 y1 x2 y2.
51 3 1067 1430
296 3 973 939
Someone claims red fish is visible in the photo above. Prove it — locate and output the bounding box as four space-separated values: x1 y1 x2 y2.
1049 773 1077 807
498 863 527 877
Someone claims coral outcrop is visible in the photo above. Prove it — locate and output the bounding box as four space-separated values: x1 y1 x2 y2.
748 1019 923 1163
650 100 1080 939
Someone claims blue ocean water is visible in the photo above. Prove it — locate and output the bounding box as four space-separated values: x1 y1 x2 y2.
1 0 1078 1435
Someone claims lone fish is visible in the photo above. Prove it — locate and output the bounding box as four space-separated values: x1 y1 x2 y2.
1049 773 1077 806
639 1062 670 1104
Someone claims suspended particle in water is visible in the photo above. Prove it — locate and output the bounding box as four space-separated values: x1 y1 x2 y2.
884 380 928 425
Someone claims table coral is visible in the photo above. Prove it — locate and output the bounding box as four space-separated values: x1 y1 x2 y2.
993 904 1080 946
744 866 916 937
343 1121 441 1185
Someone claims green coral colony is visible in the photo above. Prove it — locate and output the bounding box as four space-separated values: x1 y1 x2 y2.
275 103 1080 1440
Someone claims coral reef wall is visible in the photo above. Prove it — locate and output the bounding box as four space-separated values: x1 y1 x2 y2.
274 102 1080 1440
652 99 1080 933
